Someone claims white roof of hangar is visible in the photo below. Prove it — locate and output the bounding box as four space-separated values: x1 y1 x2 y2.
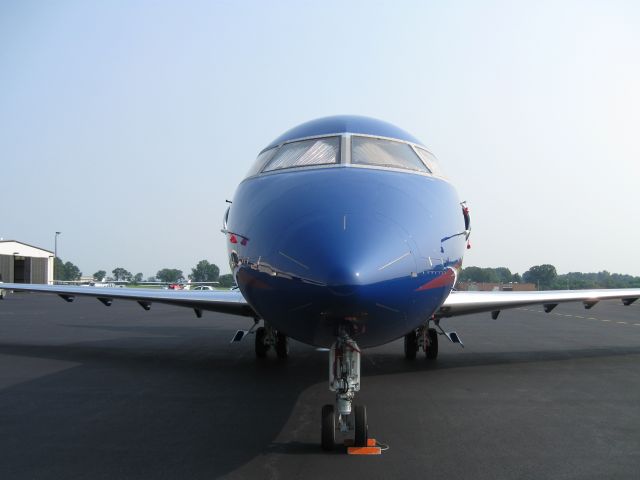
0 240 54 258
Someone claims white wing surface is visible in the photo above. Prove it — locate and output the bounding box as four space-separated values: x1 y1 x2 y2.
0 283 255 318
438 289 640 318
3 283 639 322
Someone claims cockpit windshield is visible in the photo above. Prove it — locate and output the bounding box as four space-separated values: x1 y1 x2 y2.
246 133 443 178
262 137 340 173
351 136 431 174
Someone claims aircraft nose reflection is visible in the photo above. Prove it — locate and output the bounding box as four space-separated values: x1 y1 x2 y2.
274 213 417 289
326 266 357 296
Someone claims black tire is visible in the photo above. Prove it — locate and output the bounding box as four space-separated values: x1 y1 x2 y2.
275 332 289 359
404 332 417 360
255 326 268 358
321 404 335 451
425 327 438 360
354 404 368 447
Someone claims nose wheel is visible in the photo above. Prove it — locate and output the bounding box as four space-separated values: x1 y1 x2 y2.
321 403 369 451
354 404 368 447
321 404 335 450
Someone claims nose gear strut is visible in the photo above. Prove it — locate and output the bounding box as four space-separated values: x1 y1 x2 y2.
321 332 369 450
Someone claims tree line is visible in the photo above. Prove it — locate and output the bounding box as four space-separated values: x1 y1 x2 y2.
460 264 640 290
55 257 235 288
54 257 82 281
92 259 235 288
56 257 640 291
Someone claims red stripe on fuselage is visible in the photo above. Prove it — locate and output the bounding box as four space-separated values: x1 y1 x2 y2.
415 268 456 291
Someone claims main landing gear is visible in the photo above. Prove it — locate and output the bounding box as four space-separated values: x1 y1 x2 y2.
254 323 289 359
404 324 439 360
321 333 369 451
404 319 464 360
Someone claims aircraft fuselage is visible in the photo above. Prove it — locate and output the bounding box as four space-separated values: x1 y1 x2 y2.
225 119 467 347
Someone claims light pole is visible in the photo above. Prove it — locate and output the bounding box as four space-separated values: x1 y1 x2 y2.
54 231 61 281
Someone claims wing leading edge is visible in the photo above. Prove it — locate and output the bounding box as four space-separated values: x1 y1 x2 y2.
438 289 640 318
3 283 638 326
0 283 255 318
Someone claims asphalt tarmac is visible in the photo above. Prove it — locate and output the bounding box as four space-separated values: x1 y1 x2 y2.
1 292 639 479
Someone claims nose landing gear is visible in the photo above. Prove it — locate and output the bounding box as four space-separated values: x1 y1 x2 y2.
321 334 369 451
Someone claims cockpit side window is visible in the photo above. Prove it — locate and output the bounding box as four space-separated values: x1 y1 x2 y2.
245 147 279 178
262 137 340 173
414 147 444 177
352 137 431 174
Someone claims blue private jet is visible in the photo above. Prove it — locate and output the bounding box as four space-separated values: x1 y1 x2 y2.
3 115 639 450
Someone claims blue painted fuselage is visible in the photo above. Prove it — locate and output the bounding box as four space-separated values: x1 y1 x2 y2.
225 117 466 348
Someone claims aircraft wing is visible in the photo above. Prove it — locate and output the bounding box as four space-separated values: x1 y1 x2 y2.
437 288 640 318
0 283 255 318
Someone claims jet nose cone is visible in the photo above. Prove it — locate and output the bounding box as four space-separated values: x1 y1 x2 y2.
274 213 417 288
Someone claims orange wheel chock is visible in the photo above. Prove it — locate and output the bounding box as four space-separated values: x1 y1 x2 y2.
345 438 382 455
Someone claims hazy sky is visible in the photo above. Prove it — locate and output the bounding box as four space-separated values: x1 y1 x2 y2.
1 0 639 278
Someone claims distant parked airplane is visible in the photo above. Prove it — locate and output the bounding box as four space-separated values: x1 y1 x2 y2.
3 116 639 450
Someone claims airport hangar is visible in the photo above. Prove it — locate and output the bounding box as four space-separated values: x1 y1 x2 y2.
0 240 53 284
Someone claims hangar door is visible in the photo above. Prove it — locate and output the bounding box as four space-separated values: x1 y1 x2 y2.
31 258 48 284
0 255 10 282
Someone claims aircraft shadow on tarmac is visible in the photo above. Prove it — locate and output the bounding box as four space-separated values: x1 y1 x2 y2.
3 320 640 478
